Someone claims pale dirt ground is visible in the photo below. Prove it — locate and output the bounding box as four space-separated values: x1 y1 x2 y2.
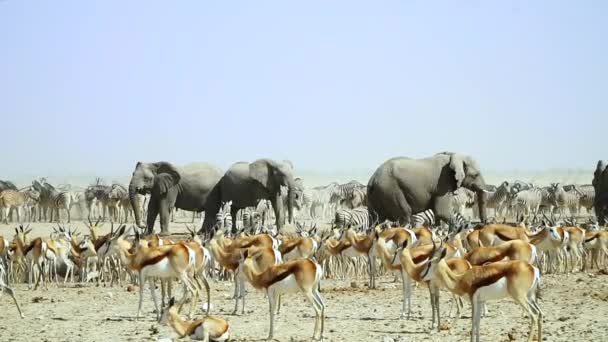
1 221 608 342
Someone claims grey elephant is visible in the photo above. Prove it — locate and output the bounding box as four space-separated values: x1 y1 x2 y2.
593 160 608 225
367 152 488 227
129 161 223 234
215 158 302 234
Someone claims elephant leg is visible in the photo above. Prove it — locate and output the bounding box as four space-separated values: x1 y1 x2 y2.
391 192 412 224
595 202 606 226
146 199 160 234
158 200 172 235
230 207 239 234
272 194 285 232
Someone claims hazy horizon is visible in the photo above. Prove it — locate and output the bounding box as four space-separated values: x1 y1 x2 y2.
1 1 606 179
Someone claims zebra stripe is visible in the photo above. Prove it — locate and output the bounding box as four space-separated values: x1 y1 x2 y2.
411 209 435 228
573 184 595 212
329 181 365 204
334 206 369 229
513 187 543 218
341 186 367 209
485 181 513 217
215 201 233 230
550 183 580 217
303 182 339 219
452 188 475 216
215 211 233 231
410 209 466 230
450 212 467 229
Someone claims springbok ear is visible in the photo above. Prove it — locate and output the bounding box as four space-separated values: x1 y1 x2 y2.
449 154 466 188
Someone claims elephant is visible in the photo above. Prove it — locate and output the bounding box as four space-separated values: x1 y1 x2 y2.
367 152 488 228
593 160 608 225
214 158 302 234
129 161 223 235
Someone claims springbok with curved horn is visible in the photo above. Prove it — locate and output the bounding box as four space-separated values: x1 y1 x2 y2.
426 240 543 342
238 248 325 341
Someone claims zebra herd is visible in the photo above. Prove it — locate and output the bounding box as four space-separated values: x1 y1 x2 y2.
0 176 597 233
0 178 147 224
453 181 596 222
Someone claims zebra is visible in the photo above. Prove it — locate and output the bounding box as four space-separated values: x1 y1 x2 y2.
411 209 467 232
537 186 555 217
482 181 513 218
241 207 254 231
0 189 39 223
84 182 113 220
572 184 595 214
549 183 580 218
23 189 41 221
107 184 128 223
411 209 436 228
512 187 543 221
255 199 272 226
334 206 370 230
341 186 367 209
329 180 365 210
31 180 72 222
452 188 475 218
214 201 233 231
52 190 73 223
303 182 338 219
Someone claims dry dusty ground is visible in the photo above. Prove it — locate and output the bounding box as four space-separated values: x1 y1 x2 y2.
1 222 608 342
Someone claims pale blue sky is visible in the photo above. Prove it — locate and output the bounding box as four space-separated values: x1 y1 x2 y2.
1 1 606 178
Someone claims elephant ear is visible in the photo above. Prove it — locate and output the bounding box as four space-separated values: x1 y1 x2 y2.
449 154 466 188
154 162 181 194
249 159 273 189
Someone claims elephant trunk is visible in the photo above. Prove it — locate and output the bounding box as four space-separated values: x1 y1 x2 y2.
476 190 487 223
287 189 294 224
129 181 143 228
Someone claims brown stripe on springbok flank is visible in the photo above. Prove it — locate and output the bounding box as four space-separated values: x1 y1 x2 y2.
495 230 516 242
412 249 433 264
279 239 299 254
137 248 174 271
336 240 352 253
585 235 599 243
264 259 312 287
471 265 507 293
24 238 42 255
474 250 505 264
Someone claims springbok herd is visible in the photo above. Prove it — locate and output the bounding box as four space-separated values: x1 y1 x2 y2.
0 201 607 341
